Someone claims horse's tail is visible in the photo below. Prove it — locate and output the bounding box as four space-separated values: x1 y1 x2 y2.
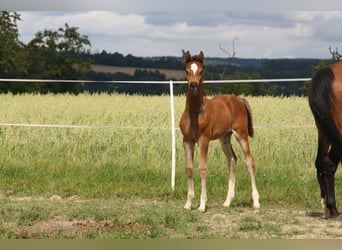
239 98 254 138
308 66 342 151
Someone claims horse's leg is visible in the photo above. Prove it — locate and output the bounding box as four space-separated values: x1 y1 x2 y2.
183 139 195 210
314 129 329 216
220 134 237 208
234 130 260 210
198 136 209 212
323 146 340 219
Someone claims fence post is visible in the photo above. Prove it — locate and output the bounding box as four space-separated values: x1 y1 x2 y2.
169 80 176 191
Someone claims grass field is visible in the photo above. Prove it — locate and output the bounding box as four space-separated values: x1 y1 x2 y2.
1 92 342 238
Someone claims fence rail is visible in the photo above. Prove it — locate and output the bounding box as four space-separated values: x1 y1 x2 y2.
0 77 312 190
0 78 311 84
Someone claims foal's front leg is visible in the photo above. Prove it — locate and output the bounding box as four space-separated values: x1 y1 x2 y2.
198 137 209 212
183 140 195 210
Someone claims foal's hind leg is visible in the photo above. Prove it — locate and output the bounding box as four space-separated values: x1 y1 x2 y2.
233 129 260 210
220 134 237 208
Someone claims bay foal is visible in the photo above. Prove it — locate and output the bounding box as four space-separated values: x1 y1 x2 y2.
179 51 260 212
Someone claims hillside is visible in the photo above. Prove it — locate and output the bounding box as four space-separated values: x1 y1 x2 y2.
88 52 330 79
91 64 185 80
2 53 331 95
84 53 332 96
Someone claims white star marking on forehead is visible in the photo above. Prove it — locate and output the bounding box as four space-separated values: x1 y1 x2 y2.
190 63 198 74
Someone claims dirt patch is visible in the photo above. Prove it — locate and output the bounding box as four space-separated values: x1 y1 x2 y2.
202 207 342 239
1 193 83 202
5 219 146 239
2 195 342 239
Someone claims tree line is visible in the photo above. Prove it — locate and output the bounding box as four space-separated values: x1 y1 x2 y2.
82 52 332 96
0 12 93 94
0 11 340 96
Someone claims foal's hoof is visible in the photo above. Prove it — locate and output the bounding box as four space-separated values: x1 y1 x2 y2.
253 205 260 211
222 202 231 208
184 201 192 210
197 205 206 213
197 207 206 213
183 205 192 211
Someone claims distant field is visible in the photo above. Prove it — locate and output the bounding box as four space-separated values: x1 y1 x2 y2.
1 93 342 238
91 64 185 80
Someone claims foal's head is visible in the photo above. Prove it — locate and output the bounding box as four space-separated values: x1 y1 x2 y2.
184 51 204 95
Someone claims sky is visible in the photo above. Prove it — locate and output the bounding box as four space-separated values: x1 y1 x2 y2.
4 0 342 58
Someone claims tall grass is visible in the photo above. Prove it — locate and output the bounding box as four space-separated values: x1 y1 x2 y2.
0 93 338 210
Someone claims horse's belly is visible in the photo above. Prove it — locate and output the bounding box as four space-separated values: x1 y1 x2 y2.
210 125 230 140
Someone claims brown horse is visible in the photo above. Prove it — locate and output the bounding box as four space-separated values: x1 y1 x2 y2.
179 51 260 212
308 62 342 219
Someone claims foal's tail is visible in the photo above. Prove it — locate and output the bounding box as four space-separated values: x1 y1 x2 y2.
308 66 342 151
239 98 254 138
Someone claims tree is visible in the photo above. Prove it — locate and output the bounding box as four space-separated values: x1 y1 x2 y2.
218 36 239 79
301 47 337 96
26 23 92 93
0 11 27 77
329 46 342 62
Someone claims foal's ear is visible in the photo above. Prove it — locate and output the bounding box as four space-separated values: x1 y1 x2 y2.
184 51 192 63
198 51 204 63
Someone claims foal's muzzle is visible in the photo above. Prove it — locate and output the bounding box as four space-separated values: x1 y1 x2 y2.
189 82 199 93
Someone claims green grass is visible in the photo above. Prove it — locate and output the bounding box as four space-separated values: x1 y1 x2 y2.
0 196 338 239
0 93 341 238
0 93 323 204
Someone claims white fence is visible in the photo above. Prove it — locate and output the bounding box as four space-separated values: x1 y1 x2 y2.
0 78 311 84
0 77 312 190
